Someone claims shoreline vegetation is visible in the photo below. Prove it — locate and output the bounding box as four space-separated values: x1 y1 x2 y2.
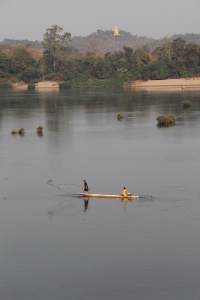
11 78 200 90
2 26 200 90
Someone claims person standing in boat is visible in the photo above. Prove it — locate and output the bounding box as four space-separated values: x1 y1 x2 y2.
83 180 89 192
121 187 127 197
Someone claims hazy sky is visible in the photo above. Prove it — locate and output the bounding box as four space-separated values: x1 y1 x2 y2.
0 0 200 41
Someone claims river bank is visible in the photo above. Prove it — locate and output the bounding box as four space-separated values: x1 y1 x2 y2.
12 81 59 89
10 78 200 90
131 78 200 90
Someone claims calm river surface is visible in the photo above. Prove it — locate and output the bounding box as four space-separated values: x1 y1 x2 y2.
0 88 200 300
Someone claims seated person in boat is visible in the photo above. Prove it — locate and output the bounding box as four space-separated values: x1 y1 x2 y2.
121 187 127 197
83 180 89 192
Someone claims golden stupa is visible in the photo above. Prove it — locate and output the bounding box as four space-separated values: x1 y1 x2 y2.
114 26 120 36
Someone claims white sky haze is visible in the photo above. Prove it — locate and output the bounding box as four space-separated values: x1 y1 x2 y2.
0 0 200 41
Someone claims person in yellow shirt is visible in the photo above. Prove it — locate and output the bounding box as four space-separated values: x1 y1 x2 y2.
121 187 127 197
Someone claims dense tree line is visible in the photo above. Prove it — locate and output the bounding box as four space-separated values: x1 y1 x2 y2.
1 25 200 88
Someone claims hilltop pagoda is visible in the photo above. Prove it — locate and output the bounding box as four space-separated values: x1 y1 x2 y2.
114 26 120 36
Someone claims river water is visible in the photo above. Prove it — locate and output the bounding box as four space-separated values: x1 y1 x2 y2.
0 88 200 300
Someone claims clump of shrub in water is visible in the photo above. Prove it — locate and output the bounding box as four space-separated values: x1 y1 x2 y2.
11 128 25 135
157 115 176 127
36 125 43 136
18 128 25 135
117 113 125 120
11 129 17 135
182 100 192 109
36 125 43 132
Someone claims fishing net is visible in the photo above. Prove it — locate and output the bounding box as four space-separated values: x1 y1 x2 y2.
47 179 84 195
47 180 90 216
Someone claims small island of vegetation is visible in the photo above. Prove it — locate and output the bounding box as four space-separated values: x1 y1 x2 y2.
182 100 193 109
157 115 176 127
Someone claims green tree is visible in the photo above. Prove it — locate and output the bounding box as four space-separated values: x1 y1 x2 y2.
76 52 98 77
143 61 169 80
21 66 38 83
42 25 71 73
0 51 12 78
129 48 151 80
158 37 172 64
170 37 187 77
63 59 79 80
185 43 200 76
91 58 112 79
10 45 36 76
37 58 46 81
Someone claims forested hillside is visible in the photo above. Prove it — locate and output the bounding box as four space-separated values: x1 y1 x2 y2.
147 33 200 50
69 30 154 53
1 30 200 53
0 38 42 49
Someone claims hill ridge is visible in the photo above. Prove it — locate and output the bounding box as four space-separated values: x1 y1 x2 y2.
1 30 200 53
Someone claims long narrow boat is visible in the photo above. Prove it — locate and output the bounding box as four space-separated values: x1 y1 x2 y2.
78 193 139 199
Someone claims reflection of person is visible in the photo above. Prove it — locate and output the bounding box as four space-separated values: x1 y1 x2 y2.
84 198 89 212
121 187 127 197
122 198 127 207
83 180 89 192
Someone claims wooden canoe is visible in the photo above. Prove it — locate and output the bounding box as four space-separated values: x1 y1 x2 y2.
78 193 139 199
